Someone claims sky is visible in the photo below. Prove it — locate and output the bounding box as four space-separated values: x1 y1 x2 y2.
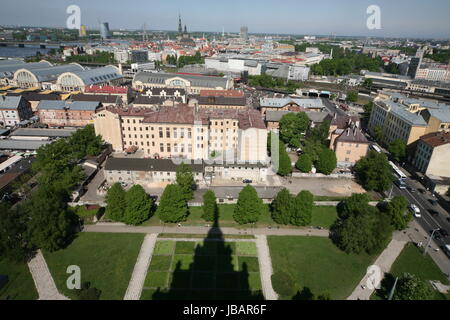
1 0 450 39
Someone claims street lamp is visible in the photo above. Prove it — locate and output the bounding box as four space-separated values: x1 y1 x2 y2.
423 228 439 256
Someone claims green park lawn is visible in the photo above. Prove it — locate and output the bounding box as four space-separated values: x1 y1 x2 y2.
141 240 263 300
268 236 377 300
372 243 449 300
43 232 145 300
0 259 38 300
142 204 337 229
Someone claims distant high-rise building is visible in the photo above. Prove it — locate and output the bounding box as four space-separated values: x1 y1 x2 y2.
240 26 248 40
79 25 87 37
100 22 111 40
408 57 422 79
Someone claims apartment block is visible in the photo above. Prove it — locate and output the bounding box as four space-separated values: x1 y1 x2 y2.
413 132 450 178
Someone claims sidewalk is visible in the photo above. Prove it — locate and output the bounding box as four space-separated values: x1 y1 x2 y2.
347 233 407 300
83 224 330 237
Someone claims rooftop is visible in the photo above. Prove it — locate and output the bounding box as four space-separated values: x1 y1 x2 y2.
37 100 101 111
420 132 450 148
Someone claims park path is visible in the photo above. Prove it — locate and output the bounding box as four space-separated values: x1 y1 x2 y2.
255 235 278 300
124 234 158 300
347 233 407 300
83 224 330 237
28 250 69 300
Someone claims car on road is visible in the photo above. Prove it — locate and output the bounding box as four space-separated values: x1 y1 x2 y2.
438 228 449 238
428 199 438 206
444 245 450 259
433 230 442 241
418 188 426 194
408 186 416 193
428 209 439 217
242 179 252 184
408 204 421 218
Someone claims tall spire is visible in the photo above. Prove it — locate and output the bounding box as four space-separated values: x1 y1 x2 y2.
178 14 182 33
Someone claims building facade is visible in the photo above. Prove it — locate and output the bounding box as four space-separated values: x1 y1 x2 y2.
412 132 450 178
0 95 33 127
37 100 101 127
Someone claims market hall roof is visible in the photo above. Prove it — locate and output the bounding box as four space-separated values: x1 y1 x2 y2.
133 72 230 89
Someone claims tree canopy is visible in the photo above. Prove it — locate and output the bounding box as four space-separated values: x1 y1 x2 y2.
388 139 407 163
382 196 411 231
105 183 127 222
279 112 310 148
295 154 312 173
157 184 189 223
393 273 434 300
123 185 154 225
202 190 218 222
176 163 195 201
233 185 264 224
315 148 337 175
354 151 394 192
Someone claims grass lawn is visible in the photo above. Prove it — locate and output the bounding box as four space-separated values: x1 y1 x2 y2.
143 204 337 229
372 243 449 300
43 232 145 300
0 259 38 300
268 236 377 300
141 240 262 300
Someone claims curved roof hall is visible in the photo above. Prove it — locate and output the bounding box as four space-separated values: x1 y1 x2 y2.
14 63 84 83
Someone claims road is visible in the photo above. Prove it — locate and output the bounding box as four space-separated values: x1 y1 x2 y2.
390 178 450 274
321 98 347 116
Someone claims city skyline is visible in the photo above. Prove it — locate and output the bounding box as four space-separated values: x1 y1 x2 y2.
0 0 450 39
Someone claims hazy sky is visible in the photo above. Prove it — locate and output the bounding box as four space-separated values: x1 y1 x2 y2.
1 0 450 38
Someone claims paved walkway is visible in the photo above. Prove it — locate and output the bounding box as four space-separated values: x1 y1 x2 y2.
124 234 158 300
28 250 69 300
255 235 278 300
347 234 407 300
83 224 330 237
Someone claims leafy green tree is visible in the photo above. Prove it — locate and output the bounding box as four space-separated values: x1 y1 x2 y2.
316 148 337 175
388 139 407 163
302 139 324 162
363 101 374 118
123 185 153 225
24 186 76 252
373 125 384 143
202 190 217 222
279 112 309 148
277 140 293 176
332 194 392 254
271 188 293 225
354 151 394 192
295 154 312 173
307 120 330 145
157 184 189 223
291 190 314 226
383 196 411 231
73 282 102 300
68 125 104 158
233 185 264 224
105 183 127 222
346 91 358 103
363 79 373 90
0 203 34 262
336 193 372 220
176 163 195 201
393 273 434 300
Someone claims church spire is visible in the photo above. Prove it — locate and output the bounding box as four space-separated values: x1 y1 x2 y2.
178 14 183 33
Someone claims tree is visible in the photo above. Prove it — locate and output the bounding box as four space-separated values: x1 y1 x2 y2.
105 183 127 222
295 154 312 173
362 79 373 90
157 184 189 223
388 139 406 163
291 190 314 226
73 282 102 300
0 203 33 262
332 194 392 254
307 120 330 145
176 163 195 201
315 148 337 175
68 125 104 159
373 125 384 143
346 91 358 103
271 188 293 225
393 273 434 300
123 185 153 225
363 101 374 116
24 185 76 252
202 190 217 222
279 112 309 148
277 140 292 176
382 196 410 230
354 151 394 192
233 185 264 224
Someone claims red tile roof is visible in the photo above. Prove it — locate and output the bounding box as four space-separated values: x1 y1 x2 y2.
85 85 128 94
199 90 244 97
420 132 450 148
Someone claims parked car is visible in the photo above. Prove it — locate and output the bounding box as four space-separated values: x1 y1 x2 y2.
418 188 426 194
438 228 449 238
428 199 438 206
242 179 252 184
428 209 439 217
408 204 421 218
